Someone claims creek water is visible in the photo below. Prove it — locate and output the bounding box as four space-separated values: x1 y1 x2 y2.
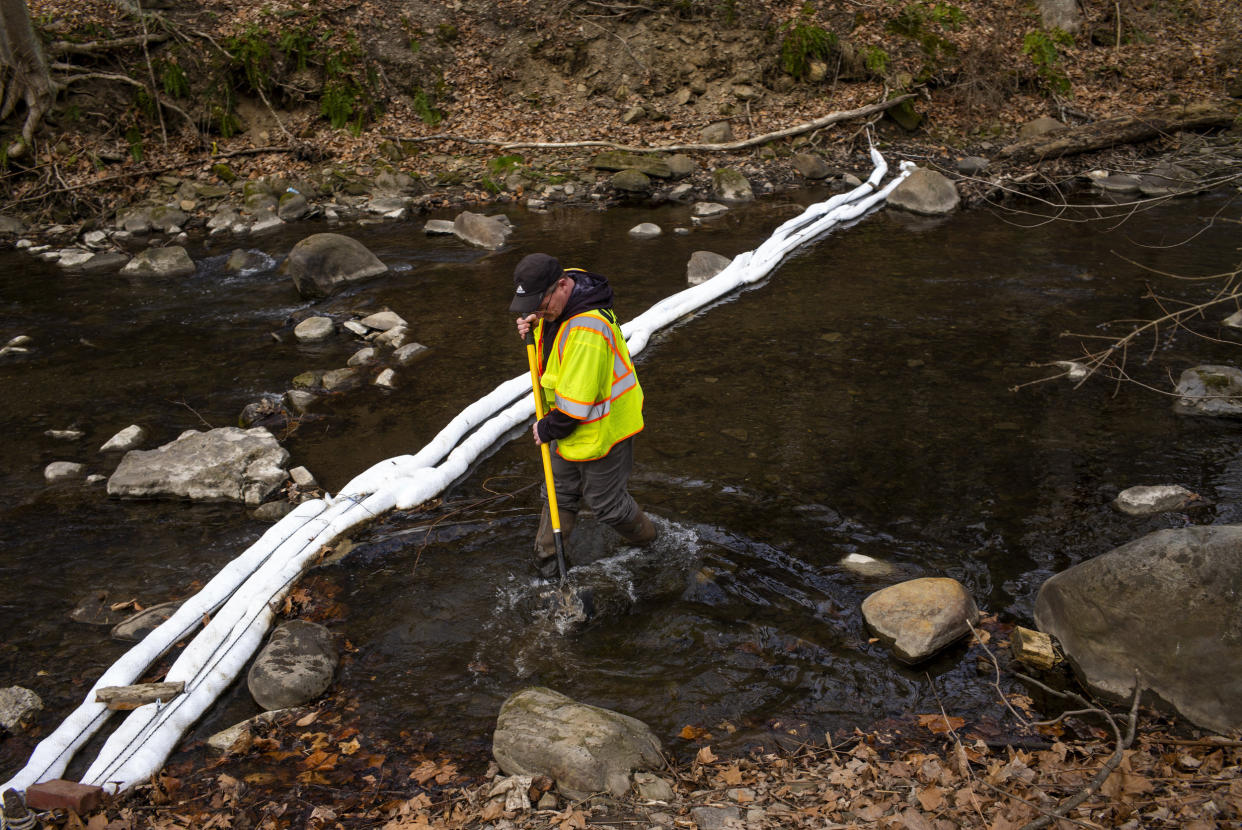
2 183 1240 776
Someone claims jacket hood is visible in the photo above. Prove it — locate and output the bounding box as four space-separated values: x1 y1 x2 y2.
558 270 614 320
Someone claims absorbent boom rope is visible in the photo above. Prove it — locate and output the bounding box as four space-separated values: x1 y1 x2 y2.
1 147 912 796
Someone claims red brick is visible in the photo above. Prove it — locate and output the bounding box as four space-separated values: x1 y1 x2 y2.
24 779 103 813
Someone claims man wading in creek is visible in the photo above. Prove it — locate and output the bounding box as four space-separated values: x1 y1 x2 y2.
510 253 658 578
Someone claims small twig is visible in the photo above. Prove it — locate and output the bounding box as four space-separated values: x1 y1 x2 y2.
1014 671 1142 830
169 399 214 429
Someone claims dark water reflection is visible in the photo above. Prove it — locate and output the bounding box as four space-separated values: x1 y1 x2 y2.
2 185 1240 775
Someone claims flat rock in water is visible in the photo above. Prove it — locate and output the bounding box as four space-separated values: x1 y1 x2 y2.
359 310 406 331
629 222 662 238
393 342 429 364
861 577 979 663
423 219 456 234
294 316 335 342
107 426 289 505
1112 484 1198 516
101 424 146 453
120 246 196 278
493 686 664 800
1035 525 1242 733
110 600 182 641
44 461 84 482
247 620 338 710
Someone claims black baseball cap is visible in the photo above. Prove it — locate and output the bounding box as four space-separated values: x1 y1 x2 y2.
509 253 563 314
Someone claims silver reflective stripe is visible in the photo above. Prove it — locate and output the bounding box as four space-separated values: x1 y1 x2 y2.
556 393 608 421
555 312 636 420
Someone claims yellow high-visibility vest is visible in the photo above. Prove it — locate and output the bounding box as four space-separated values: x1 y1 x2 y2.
535 306 644 461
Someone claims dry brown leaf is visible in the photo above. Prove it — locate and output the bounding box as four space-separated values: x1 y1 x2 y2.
339 737 361 755
917 714 965 735
295 711 319 727
917 785 945 811
696 746 718 765
679 724 711 741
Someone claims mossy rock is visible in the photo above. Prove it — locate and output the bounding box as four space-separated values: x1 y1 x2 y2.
610 169 652 193
211 163 237 183
591 151 673 179
885 96 923 131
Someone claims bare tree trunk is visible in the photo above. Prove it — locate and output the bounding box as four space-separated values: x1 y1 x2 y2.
0 0 56 158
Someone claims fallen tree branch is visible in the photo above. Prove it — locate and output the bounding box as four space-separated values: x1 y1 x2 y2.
1015 670 1142 830
395 95 914 154
997 99 1241 162
50 33 168 56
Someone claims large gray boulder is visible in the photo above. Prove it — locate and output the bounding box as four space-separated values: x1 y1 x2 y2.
453 211 512 250
120 246 196 278
280 233 388 298
247 620 338 710
861 577 979 663
1173 365 1242 417
493 687 664 800
1034 525 1242 734
888 169 960 215
107 427 289 505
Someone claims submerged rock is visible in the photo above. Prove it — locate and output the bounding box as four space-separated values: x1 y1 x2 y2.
107 426 290 505
207 708 302 753
111 600 181 642
1034 525 1242 733
861 577 979 663
493 686 664 800
248 620 338 710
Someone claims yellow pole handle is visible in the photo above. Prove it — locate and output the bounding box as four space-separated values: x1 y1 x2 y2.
524 328 567 581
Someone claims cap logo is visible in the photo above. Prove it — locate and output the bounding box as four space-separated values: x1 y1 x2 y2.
516 286 527 294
